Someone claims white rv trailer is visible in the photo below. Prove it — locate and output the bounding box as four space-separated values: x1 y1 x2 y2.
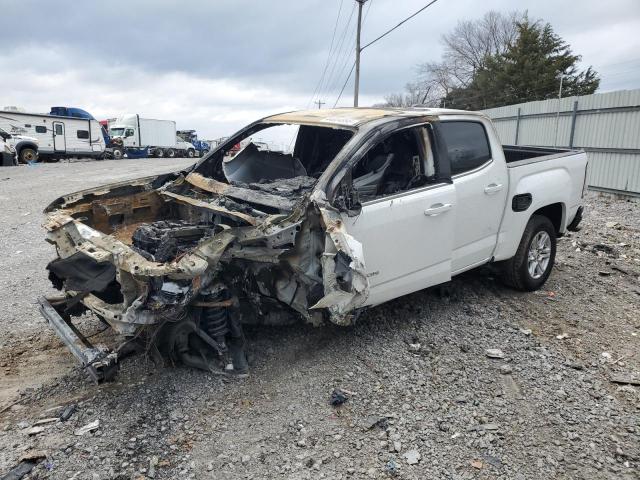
0 110 105 161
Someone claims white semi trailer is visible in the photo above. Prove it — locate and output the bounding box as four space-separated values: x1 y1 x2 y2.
108 114 195 159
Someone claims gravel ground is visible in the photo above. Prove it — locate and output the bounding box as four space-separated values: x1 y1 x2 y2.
0 159 638 480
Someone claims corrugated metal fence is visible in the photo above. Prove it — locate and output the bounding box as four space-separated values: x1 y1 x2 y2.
481 89 640 196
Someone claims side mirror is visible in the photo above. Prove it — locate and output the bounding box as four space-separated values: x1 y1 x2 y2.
334 170 362 217
0 131 11 140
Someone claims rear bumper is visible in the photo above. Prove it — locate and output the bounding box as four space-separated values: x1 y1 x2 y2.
38 296 118 383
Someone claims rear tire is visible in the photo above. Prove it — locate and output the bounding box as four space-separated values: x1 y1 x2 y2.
154 148 164 158
501 215 556 291
166 148 176 158
19 147 38 164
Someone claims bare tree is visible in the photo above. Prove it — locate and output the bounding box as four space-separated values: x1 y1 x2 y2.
412 11 524 103
381 82 440 107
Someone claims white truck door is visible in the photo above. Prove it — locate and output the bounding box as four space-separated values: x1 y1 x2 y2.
439 120 508 273
125 127 136 147
340 125 455 307
53 122 65 152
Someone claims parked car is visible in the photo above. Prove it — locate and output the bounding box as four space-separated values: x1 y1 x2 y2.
38 107 587 381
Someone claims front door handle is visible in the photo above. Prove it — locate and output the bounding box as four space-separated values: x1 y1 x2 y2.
424 203 452 216
484 183 504 194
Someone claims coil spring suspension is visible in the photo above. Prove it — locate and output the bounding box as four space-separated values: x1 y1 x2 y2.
201 292 230 351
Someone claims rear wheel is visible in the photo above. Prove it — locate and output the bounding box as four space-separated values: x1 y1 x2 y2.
502 215 556 291
18 147 37 164
166 148 176 158
154 148 164 158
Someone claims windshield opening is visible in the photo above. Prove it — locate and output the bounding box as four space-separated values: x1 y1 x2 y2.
109 127 125 136
202 122 354 185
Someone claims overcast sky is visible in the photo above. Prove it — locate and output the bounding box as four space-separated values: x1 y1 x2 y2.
2 0 639 138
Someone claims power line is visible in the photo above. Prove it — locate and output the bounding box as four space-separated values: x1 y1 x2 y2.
334 61 356 107
360 0 440 51
330 0 372 106
307 0 346 109
319 4 356 101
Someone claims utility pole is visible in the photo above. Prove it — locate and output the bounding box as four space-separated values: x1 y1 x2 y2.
314 99 325 109
353 0 366 107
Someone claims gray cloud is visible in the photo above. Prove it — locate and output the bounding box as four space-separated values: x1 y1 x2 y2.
2 0 639 138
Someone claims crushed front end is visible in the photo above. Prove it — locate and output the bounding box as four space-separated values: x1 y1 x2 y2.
40 134 369 381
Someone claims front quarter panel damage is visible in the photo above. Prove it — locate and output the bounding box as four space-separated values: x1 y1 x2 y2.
40 121 374 381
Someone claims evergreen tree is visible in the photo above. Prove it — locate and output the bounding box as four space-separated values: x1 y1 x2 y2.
443 19 599 110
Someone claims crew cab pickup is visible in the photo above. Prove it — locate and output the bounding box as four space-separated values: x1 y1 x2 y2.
40 107 587 381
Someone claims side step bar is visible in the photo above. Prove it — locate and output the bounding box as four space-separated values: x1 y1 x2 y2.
37 296 118 383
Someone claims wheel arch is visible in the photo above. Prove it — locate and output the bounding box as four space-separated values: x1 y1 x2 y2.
531 202 565 235
17 141 39 155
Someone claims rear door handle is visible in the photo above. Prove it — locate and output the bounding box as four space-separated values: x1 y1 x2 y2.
424 203 452 216
484 183 504 194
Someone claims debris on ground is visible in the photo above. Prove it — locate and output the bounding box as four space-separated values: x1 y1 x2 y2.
0 451 46 480
25 426 44 436
32 418 58 427
74 419 99 436
403 449 421 465
385 458 398 475
610 375 640 386
486 348 505 359
362 415 388 430
59 404 77 421
329 388 350 407
147 456 159 478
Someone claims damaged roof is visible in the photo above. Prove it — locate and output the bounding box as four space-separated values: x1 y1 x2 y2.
264 107 471 128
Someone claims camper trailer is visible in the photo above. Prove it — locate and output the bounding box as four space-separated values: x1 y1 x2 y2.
0 108 106 162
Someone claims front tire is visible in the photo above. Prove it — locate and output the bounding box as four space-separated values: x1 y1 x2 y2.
186 148 195 158
19 148 38 164
502 215 556 291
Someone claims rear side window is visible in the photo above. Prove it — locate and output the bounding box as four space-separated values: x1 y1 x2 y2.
77 130 89 139
35 126 46 134
439 121 491 175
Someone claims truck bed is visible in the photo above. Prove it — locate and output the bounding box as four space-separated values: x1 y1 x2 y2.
502 145 582 166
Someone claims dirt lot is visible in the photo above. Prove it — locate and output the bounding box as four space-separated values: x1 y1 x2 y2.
0 158 638 480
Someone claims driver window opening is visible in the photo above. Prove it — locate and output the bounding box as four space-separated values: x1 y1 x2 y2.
351 126 438 201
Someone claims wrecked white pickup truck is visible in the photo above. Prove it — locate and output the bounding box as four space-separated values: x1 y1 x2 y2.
39 108 587 382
